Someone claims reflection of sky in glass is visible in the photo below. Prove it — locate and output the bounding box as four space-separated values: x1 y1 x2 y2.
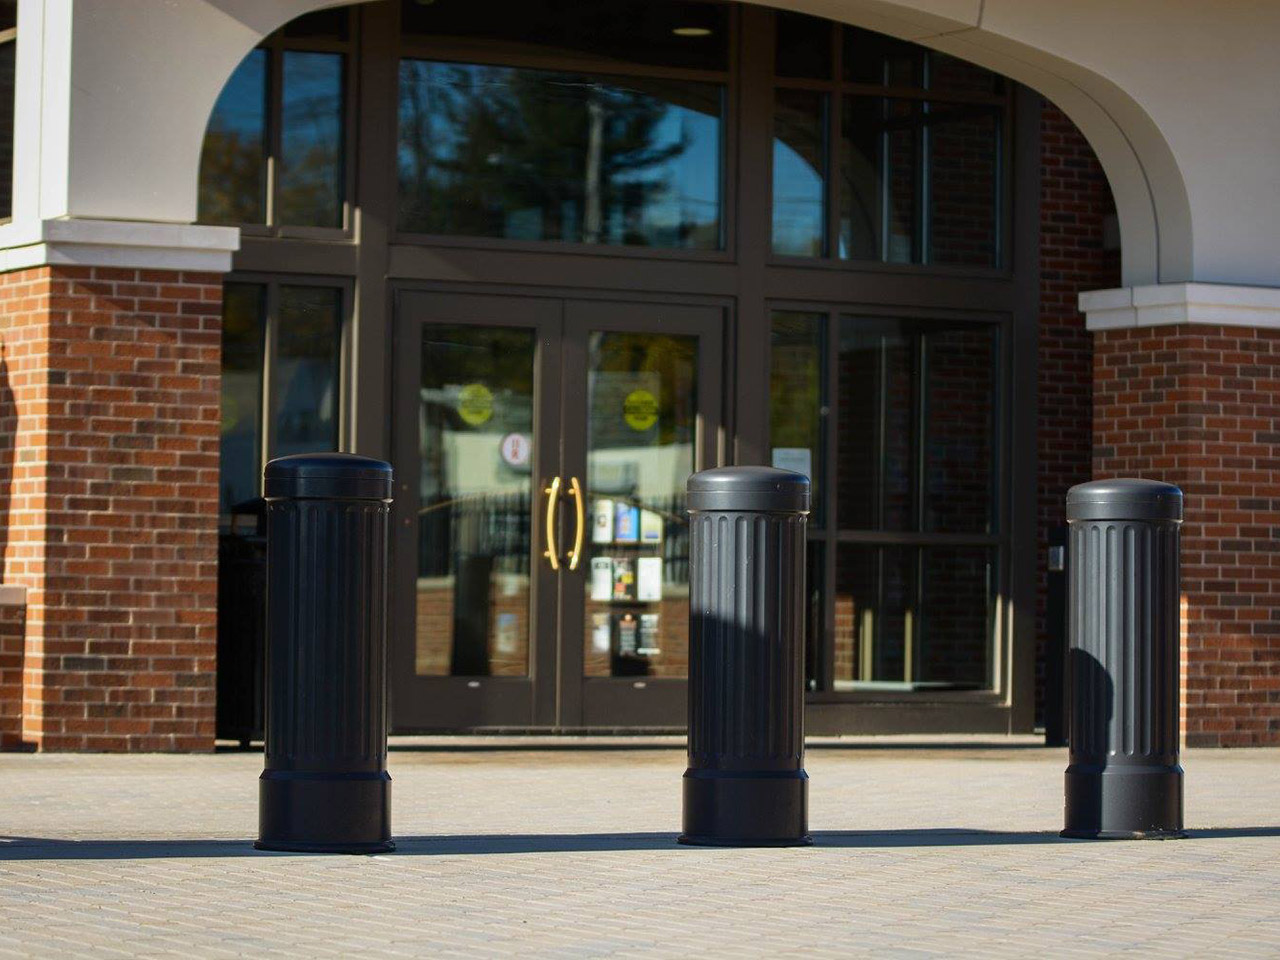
772 138 824 256
397 60 722 248
200 48 267 224
280 51 344 227
209 49 266 140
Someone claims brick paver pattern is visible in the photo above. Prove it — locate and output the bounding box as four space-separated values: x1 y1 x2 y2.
2 738 1279 958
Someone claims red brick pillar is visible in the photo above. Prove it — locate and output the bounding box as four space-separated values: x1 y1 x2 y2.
0 266 221 751
1094 324 1280 747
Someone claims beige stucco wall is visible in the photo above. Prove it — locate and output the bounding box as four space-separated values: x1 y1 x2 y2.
5 0 1279 289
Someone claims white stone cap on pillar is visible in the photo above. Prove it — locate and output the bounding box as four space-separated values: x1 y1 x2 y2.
1081 284 1280 331
0 218 240 274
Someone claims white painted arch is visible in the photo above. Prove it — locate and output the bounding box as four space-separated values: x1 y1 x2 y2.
7 0 1279 289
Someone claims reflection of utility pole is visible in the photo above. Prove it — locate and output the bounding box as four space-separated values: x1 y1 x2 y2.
584 87 604 244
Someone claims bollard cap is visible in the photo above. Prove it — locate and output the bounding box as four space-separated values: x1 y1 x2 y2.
1066 478 1182 523
687 466 810 514
264 453 393 501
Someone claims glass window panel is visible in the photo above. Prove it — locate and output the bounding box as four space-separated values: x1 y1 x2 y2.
833 545 915 686
927 51 1004 98
772 89 827 257
837 318 914 532
775 11 831 79
416 326 535 678
923 325 997 533
278 51 345 228
839 96 920 263
583 332 697 680
843 27 924 87
199 49 268 225
769 311 825 526
273 286 341 458
401 0 729 72
398 61 723 250
834 545 993 688
219 284 266 516
927 102 1001 267
919 546 993 687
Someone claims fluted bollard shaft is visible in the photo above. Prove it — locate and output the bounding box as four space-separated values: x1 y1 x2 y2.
681 466 810 847
257 454 394 854
1063 478 1184 840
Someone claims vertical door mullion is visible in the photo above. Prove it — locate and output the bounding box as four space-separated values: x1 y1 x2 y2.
260 282 280 475
266 42 282 228
823 308 838 691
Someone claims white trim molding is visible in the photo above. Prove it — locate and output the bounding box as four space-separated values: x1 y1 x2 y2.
0 218 241 273
1081 284 1280 331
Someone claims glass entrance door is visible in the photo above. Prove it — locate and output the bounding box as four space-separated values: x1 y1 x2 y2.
559 301 722 728
391 292 722 730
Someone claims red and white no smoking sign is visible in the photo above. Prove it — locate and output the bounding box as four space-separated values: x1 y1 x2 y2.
500 432 531 468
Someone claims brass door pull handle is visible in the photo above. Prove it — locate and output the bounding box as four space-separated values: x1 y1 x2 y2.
544 476 562 571
567 476 585 570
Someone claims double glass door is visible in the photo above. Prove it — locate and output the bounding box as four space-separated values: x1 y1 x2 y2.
391 291 722 730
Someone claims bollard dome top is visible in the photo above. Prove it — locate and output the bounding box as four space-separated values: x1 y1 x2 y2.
264 453 393 501
1066 478 1182 523
687 465 810 513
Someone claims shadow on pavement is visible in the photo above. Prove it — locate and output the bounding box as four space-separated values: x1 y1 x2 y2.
3 826 1277 860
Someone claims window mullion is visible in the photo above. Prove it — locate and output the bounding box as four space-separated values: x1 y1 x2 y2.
261 282 280 473
267 43 284 228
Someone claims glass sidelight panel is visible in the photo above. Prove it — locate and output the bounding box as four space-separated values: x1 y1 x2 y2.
273 285 342 459
582 332 697 679
416 326 536 678
219 283 266 515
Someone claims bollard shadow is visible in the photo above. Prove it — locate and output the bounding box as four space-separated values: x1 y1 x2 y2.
3 826 1278 861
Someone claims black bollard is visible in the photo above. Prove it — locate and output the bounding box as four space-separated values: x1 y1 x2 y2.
681 466 810 847
256 453 394 854
1062 478 1184 840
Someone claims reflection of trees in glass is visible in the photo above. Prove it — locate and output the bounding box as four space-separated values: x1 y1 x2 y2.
398 61 721 248
278 52 344 228
199 50 267 225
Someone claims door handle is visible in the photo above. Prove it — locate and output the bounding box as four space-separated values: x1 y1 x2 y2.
567 476 585 571
543 476 562 571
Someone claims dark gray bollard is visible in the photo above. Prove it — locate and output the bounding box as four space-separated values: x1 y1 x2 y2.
257 453 394 854
1063 478 1184 840
681 466 810 846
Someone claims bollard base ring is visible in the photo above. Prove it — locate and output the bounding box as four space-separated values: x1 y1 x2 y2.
677 833 813 848
1063 763 1183 842
258 769 392 855
1060 829 1186 841
254 838 396 854
681 769 808 847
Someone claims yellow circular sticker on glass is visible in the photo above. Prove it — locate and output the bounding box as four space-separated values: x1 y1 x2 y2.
623 389 659 432
457 383 494 426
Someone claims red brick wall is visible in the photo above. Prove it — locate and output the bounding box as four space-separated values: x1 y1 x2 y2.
1094 325 1280 747
0 266 221 751
1036 104 1120 724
